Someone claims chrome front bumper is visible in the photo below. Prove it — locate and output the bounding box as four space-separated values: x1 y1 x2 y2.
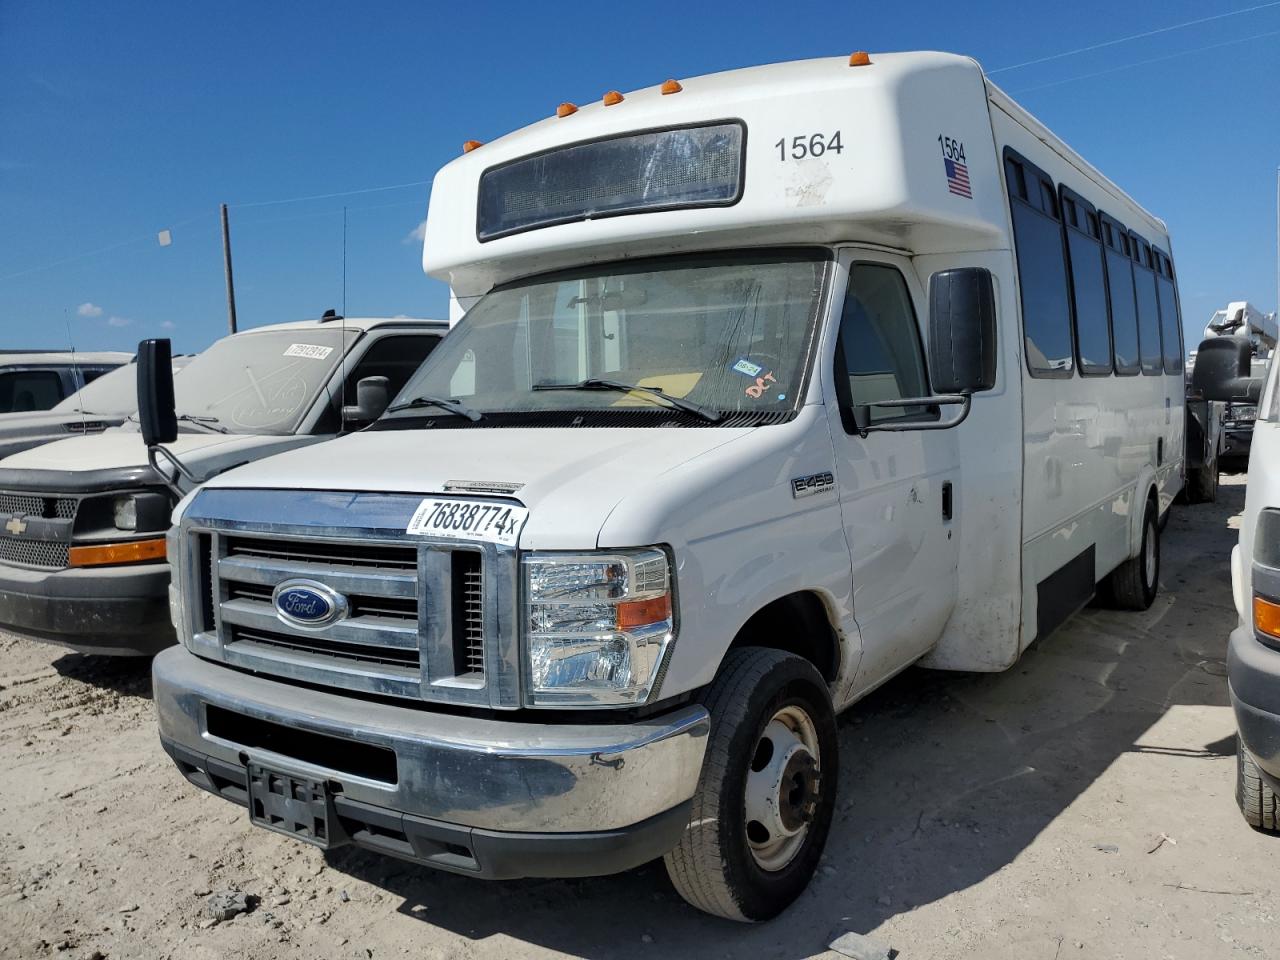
153 646 710 878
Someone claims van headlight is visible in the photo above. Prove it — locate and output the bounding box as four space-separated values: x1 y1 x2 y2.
522 548 674 706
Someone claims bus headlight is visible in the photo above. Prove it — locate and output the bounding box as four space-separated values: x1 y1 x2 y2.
522 548 674 706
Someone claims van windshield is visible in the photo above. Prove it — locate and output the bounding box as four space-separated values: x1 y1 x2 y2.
172 328 354 435
387 251 829 426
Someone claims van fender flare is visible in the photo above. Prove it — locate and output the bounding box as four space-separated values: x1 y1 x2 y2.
1129 466 1160 559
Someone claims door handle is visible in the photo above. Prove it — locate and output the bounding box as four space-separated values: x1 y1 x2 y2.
942 481 954 521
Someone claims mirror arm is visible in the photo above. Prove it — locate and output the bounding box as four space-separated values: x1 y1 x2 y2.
854 394 973 434
147 444 200 499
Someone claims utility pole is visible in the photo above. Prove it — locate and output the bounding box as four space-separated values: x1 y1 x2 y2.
220 203 238 334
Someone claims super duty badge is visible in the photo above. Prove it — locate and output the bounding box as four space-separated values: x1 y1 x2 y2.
791 472 835 499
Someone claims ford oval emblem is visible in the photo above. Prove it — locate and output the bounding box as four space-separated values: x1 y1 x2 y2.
272 579 348 629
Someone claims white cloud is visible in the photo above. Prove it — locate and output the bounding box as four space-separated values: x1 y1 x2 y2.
403 219 427 245
77 302 103 317
107 315 132 327
160 320 175 330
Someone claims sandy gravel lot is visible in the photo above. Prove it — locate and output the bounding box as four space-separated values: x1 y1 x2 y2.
1 474 1274 960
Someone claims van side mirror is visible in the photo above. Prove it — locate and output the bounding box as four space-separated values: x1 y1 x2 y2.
928 268 998 395
342 376 391 425
1192 336 1263 403
137 338 177 446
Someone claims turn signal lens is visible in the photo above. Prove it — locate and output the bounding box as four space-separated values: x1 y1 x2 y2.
849 51 872 66
556 102 578 118
602 90 624 106
660 78 683 95
1255 595 1280 640
462 140 483 153
617 592 672 631
69 538 167 568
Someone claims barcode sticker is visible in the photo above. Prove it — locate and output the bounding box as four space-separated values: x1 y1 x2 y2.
283 343 335 360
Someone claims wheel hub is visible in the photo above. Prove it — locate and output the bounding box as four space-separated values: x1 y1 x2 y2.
744 710 822 872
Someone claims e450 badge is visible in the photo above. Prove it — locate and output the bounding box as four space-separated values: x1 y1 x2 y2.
791 471 835 499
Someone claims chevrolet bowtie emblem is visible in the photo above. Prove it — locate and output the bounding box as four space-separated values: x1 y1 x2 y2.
4 517 27 536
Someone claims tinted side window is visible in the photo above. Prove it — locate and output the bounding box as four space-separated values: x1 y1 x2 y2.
0 369 65 412
314 333 443 433
1131 234 1163 375
345 334 442 398
1102 215 1140 375
1061 191 1112 375
1154 252 1184 374
834 263 930 425
1006 153 1073 377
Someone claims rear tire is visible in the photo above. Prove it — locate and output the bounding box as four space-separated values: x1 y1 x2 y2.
664 647 838 922
1236 738 1279 832
1104 496 1159 610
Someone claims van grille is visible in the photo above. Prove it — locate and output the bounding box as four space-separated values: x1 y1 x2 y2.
0 491 78 569
193 521 507 708
0 536 69 569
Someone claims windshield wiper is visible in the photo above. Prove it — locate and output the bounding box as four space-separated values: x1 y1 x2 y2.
176 414 230 434
532 378 723 423
386 394 484 422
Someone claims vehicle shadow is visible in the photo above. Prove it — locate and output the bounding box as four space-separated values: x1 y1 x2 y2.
325 482 1245 960
49 651 154 700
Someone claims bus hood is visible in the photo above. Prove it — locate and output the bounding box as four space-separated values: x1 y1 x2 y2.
0 429 323 491
198 427 756 549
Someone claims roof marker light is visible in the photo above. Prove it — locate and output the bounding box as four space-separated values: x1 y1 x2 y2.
602 90 624 106
849 51 872 67
660 78 683 95
462 140 483 153
556 102 578 118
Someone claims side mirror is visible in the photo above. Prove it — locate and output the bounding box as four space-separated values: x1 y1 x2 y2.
928 268 998 395
1192 336 1263 403
137 338 177 446
342 376 391 425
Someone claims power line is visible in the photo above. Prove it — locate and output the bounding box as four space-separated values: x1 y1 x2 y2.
1010 27 1280 93
228 179 430 209
989 0 1280 74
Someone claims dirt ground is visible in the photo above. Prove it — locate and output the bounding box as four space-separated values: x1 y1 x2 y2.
1 474 1274 960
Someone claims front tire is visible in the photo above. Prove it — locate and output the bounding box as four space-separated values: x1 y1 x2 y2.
1103 496 1159 610
664 647 838 922
1237 738 1279 832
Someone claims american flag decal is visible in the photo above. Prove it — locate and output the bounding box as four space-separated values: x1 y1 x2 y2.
945 157 972 198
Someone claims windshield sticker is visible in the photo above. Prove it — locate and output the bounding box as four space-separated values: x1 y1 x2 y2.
731 358 763 378
283 343 335 360
745 371 777 399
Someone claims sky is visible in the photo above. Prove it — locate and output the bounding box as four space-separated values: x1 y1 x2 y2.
1 1 1278 356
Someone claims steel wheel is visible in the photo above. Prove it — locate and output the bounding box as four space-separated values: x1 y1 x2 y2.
743 706 822 872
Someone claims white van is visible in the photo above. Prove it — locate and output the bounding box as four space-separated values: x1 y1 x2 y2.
1195 338 1280 831
153 53 1186 920
0 316 445 655
0 355 193 460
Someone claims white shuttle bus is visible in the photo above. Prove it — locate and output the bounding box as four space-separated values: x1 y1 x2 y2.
153 53 1185 921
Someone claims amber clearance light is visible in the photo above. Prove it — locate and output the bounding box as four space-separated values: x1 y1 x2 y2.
1255 595 1280 640
69 538 167 568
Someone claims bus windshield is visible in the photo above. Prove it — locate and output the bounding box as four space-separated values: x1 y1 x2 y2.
389 251 829 425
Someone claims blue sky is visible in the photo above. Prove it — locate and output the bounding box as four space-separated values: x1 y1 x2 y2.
2 1 1277 355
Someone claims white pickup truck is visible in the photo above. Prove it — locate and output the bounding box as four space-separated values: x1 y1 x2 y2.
1195 336 1280 831
0 316 445 655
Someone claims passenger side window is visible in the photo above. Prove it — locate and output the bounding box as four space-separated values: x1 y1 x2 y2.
343 334 442 399
834 263 931 425
1005 152 1073 378
1154 251 1184 374
0 369 65 412
1101 215 1141 376
1130 234 1163 375
1061 189 1112 375
313 333 442 432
